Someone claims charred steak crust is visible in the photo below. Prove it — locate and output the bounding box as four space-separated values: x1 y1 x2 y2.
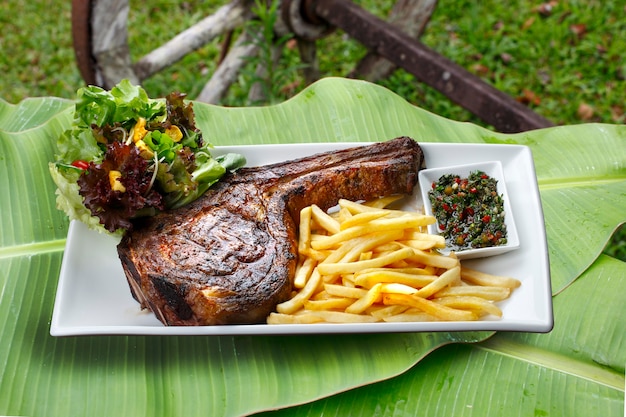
117 137 424 325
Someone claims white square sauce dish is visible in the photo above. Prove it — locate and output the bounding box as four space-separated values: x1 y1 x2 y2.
418 161 520 260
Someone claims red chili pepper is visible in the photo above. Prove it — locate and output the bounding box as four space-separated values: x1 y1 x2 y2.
470 187 478 193
71 160 89 170
482 215 491 223
439 224 446 231
481 174 489 179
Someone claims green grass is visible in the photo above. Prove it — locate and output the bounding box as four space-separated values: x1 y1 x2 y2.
2 0 624 260
1 1 82 100
4 1 624 123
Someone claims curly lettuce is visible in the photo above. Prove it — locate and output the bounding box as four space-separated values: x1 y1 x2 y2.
50 80 246 233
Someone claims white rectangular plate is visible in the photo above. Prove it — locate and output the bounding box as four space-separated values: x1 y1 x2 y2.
50 142 553 336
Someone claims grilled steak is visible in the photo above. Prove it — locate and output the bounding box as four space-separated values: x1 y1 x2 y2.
117 137 424 325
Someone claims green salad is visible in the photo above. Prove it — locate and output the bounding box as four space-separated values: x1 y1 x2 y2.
50 80 246 234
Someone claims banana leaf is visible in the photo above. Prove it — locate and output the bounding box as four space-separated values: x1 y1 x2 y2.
0 78 624 417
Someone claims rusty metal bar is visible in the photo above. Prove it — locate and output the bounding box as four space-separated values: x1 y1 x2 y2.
312 0 554 132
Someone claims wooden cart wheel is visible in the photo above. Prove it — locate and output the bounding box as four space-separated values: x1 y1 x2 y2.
71 0 437 104
71 0 263 103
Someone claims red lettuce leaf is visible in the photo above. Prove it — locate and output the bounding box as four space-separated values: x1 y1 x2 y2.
77 142 164 232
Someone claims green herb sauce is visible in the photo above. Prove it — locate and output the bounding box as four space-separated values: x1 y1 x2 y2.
428 171 507 250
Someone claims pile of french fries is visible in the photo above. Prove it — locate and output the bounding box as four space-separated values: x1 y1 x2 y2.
267 197 521 324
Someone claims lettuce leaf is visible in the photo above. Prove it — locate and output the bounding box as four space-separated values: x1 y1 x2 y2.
50 80 246 233
75 79 165 129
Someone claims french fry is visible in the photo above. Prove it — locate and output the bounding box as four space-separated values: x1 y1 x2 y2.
293 256 316 289
359 251 373 261
435 285 511 301
401 239 440 251
298 206 313 256
304 298 354 311
413 266 461 298
354 269 436 289
382 311 438 322
316 247 415 275
339 211 389 230
363 195 405 209
383 293 477 321
403 230 446 247
345 283 384 314
358 266 436 275
268 198 520 325
461 266 522 289
434 296 503 318
407 248 460 270
368 304 410 320
379 283 419 295
311 204 341 234
339 197 407 215
373 242 405 253
299 248 329 262
276 269 322 314
341 274 356 287
312 290 330 300
267 312 324 324
339 198 387 214
337 207 353 223
324 283 368 299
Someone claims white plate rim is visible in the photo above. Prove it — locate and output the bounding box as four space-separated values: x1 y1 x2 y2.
50 142 553 336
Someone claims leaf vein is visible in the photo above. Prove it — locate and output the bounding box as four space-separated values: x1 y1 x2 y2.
476 337 625 391
0 239 66 259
